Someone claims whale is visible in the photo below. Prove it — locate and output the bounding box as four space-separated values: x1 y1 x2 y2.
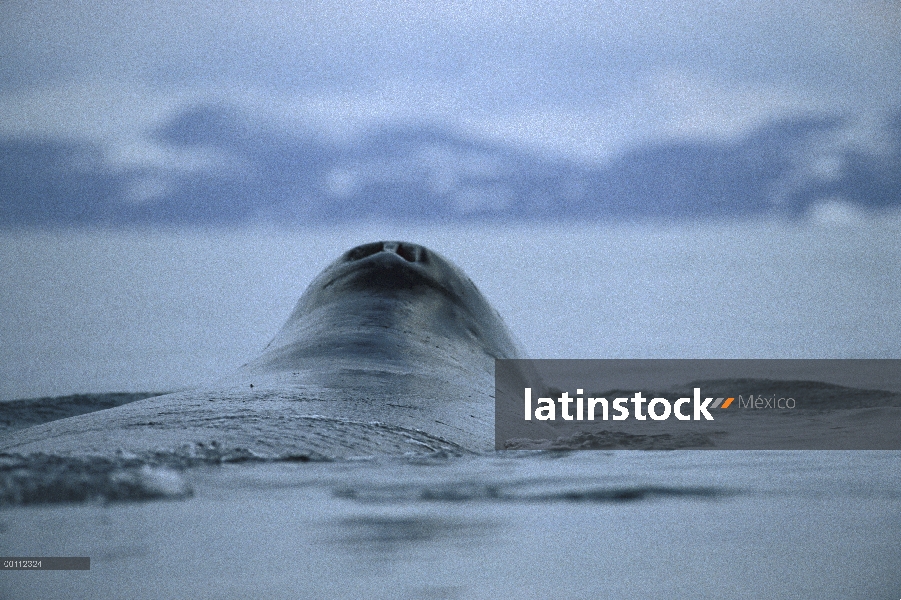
0 241 526 461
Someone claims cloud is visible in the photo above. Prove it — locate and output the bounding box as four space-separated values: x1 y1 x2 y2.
2 0 898 96
1 0 897 219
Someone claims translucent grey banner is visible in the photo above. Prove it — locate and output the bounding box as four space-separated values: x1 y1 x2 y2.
1 557 90 570
495 360 901 450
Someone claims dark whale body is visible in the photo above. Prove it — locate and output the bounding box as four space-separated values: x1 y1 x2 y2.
0 242 524 460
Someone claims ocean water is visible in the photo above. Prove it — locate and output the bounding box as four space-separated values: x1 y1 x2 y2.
1 219 900 597
2 451 899 598
2 218 900 401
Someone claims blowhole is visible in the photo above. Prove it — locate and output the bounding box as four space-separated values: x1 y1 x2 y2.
345 242 384 262
395 243 419 262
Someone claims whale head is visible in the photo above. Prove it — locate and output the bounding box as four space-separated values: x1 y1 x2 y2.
245 241 523 378
0 241 527 461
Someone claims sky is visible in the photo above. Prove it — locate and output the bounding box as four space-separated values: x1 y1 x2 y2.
2 0 899 165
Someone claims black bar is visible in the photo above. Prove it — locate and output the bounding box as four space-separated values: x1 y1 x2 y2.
1 557 90 570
